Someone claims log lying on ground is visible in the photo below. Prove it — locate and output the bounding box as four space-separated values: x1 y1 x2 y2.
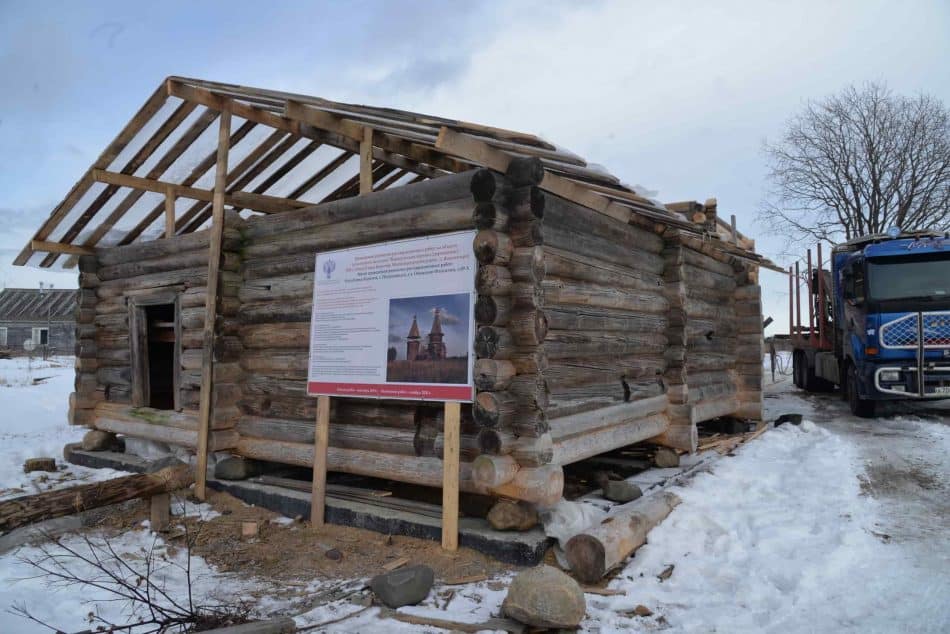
565 491 681 583
0 465 194 535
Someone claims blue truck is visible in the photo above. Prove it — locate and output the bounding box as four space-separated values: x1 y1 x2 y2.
790 230 950 417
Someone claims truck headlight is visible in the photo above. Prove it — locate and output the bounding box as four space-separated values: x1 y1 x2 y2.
879 370 901 382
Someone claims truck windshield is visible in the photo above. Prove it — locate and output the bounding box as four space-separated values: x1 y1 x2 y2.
867 254 950 301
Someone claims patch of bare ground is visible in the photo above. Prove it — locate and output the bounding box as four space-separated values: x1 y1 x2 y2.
87 488 513 604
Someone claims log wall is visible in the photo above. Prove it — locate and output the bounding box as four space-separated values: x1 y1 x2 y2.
76 161 764 509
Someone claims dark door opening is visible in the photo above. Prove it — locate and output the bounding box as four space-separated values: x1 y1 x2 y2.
145 304 176 409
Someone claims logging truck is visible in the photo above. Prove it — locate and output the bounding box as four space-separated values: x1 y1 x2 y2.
790 230 950 417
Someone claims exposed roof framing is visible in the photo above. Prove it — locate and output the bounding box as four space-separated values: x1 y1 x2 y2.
17 76 769 270
0 289 77 322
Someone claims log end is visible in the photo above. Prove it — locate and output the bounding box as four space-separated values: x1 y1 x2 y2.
564 534 607 584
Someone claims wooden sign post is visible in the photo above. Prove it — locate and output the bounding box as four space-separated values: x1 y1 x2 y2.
310 394 331 526
441 401 461 551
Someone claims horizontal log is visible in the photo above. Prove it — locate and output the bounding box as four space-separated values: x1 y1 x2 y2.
690 397 739 424
473 230 512 265
474 326 513 359
0 465 195 535
682 245 735 278
240 350 309 379
236 416 478 460
471 454 518 488
548 394 668 435
648 422 697 453
509 246 545 284
509 309 548 346
476 265 512 296
98 249 240 281
243 200 474 259
92 405 237 450
97 268 240 300
504 184 545 221
544 192 664 255
473 359 516 391
475 295 510 326
550 379 662 403
509 220 543 247
542 278 669 314
473 202 508 231
476 429 553 466
544 329 667 359
508 373 550 410
551 413 669 466
565 491 681 583
543 245 663 292
489 465 563 508
546 397 621 420
473 390 517 428
241 322 310 349
239 274 313 303
244 169 480 239
544 304 667 333
96 228 240 266
543 224 663 275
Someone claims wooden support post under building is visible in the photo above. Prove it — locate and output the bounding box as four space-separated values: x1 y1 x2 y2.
164 187 176 238
441 401 461 551
195 109 232 500
150 493 170 532
310 395 331 526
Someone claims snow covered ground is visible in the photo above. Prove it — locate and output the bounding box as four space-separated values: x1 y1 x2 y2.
0 356 947 632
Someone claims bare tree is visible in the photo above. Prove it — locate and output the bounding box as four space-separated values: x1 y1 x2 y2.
762 82 950 243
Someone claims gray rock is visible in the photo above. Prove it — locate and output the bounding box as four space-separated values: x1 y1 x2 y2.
487 500 539 531
653 447 680 468
81 430 116 452
370 564 434 608
602 480 642 503
502 565 586 629
214 456 263 481
146 456 186 473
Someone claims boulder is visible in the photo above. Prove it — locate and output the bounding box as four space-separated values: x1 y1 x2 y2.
81 430 116 452
488 500 539 531
601 480 642 504
653 447 680 468
370 564 434 608
214 456 263 481
502 565 586 629
23 457 57 473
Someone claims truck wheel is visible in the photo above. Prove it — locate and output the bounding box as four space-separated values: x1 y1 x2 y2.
846 364 876 418
793 352 804 389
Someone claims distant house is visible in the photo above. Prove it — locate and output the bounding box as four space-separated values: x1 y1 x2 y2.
0 288 76 356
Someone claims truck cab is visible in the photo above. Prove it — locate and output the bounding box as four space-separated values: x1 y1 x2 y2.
792 231 950 417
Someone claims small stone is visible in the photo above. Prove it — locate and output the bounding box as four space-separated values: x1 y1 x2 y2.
324 548 342 561
23 457 56 473
502 565 586 629
214 456 263 480
81 430 116 452
653 447 680 468
601 480 643 503
633 604 653 617
370 564 434 608
487 500 539 531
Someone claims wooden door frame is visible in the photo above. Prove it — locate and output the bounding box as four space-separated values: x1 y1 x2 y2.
128 290 181 410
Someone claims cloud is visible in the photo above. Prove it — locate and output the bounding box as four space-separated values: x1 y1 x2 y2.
431 306 461 326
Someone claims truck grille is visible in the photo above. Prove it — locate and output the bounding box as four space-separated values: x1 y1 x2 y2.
880 311 950 349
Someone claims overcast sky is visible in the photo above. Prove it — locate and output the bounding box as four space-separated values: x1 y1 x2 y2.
1 0 948 333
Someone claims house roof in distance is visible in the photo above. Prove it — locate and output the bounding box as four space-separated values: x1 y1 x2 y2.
0 289 77 322
15 76 770 271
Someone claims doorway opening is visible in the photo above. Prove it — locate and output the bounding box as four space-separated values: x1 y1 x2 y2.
145 304 176 409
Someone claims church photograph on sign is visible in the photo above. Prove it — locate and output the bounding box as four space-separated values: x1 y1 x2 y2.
386 293 471 385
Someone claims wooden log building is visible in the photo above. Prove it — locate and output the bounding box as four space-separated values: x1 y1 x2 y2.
16 77 775 508
0 288 77 356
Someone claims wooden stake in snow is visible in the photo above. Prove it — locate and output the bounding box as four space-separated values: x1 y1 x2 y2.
0 465 194 535
564 491 681 583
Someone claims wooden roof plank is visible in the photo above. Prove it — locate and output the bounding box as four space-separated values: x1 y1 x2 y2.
60 108 223 268
13 84 168 266
116 120 258 245
40 100 198 267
